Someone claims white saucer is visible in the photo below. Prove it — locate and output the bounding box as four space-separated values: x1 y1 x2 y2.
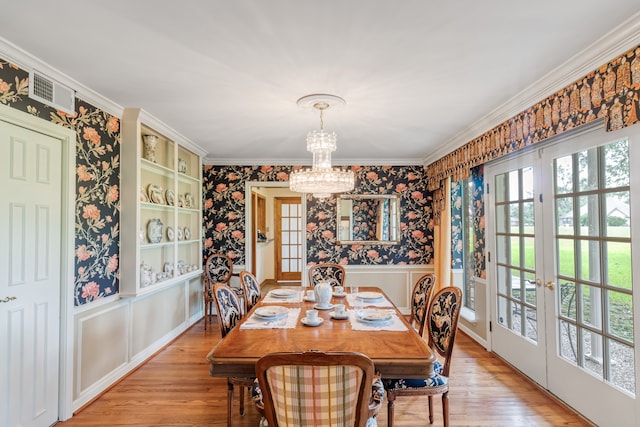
303 297 316 302
301 317 323 327
333 293 346 298
329 311 349 320
314 303 334 310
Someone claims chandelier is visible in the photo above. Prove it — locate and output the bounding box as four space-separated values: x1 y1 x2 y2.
289 94 355 199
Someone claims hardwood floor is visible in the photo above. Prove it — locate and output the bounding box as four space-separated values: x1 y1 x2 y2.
57 317 593 427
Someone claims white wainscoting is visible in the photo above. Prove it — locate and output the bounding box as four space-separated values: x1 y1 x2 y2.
72 275 202 411
342 264 434 314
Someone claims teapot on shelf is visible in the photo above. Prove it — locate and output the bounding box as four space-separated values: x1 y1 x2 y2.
314 279 337 308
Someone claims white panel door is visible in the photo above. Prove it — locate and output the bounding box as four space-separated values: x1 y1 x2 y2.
0 120 62 427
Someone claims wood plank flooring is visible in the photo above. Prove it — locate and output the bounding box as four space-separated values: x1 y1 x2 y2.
57 317 593 426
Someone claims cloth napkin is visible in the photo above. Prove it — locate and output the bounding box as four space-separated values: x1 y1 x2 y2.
240 307 301 330
348 309 408 332
262 289 303 304
346 294 394 308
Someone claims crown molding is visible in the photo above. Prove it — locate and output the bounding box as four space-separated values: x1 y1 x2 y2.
0 37 123 118
202 156 424 166
422 11 640 166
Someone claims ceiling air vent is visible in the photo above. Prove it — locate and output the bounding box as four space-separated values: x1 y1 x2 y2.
28 70 75 115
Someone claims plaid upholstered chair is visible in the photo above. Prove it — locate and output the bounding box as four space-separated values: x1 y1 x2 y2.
409 273 437 337
307 263 346 287
239 270 261 313
383 286 462 427
254 350 384 427
211 283 256 426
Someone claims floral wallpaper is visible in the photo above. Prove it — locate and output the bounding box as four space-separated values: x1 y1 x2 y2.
450 166 485 277
203 165 433 267
0 58 120 306
450 180 463 270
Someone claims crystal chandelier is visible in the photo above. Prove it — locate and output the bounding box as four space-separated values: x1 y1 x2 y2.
289 94 355 199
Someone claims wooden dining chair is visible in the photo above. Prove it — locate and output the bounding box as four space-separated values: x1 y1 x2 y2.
211 283 256 426
204 253 242 329
307 263 346 287
255 350 384 427
410 273 437 337
239 270 261 313
383 286 463 427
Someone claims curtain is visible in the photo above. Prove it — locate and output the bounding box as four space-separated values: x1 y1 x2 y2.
433 178 452 293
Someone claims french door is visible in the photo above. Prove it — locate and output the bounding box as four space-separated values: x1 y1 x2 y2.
274 197 302 281
486 123 639 426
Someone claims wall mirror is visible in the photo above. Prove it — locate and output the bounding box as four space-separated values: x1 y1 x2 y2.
336 194 400 245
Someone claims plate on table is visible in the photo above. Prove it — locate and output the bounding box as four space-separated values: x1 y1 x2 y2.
333 292 346 298
270 289 298 299
254 306 289 320
360 309 392 323
147 184 165 204
301 317 323 327
356 291 384 302
313 303 334 310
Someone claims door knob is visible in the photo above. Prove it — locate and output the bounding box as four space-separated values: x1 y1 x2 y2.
1 296 17 303
536 278 542 287
545 281 555 290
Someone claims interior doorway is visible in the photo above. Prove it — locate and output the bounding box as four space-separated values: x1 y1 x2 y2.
245 182 305 285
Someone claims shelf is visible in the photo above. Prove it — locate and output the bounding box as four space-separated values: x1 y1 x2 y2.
140 158 175 177
141 202 174 211
120 107 205 297
141 242 174 249
177 172 200 184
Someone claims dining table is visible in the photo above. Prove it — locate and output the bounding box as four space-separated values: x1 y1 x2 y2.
206 286 436 379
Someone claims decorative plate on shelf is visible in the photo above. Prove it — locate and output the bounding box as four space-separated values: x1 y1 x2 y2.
165 189 175 206
166 226 175 241
147 184 165 204
185 193 194 208
178 194 186 208
147 218 163 243
140 187 149 202
184 227 191 240
176 227 184 241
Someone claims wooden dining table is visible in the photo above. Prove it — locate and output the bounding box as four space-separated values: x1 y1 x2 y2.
206 286 436 379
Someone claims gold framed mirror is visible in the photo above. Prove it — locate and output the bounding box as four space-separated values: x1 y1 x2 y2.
336 194 400 245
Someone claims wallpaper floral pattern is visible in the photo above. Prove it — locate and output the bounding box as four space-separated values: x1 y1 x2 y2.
203 165 433 267
0 58 120 306
450 166 484 277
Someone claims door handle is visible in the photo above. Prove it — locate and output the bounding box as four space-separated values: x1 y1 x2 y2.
1 296 17 303
545 281 555 290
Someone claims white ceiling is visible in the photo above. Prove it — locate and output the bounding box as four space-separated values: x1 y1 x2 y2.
1 1 639 165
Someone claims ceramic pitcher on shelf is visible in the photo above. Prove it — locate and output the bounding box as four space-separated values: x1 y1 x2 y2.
314 280 333 308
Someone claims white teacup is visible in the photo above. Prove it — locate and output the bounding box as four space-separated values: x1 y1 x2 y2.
305 289 316 300
334 286 344 295
334 303 346 316
306 309 319 323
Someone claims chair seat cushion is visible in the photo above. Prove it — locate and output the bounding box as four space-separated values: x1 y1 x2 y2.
382 373 448 390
